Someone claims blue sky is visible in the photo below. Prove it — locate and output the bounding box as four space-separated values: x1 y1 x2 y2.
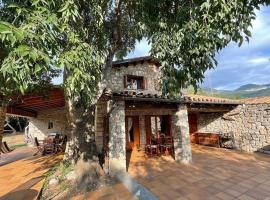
127 6 270 91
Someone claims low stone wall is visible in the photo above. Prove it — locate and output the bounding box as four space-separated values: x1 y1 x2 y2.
197 103 270 152
27 108 67 144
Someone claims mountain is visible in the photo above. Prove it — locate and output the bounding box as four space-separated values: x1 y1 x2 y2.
189 83 270 99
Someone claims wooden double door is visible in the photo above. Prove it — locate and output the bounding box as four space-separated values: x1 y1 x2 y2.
125 116 140 150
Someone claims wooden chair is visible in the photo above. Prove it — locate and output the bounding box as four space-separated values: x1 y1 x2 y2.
160 136 173 155
55 135 67 153
34 137 45 155
145 138 160 157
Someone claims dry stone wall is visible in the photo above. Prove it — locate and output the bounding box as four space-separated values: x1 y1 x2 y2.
197 104 270 152
27 108 67 144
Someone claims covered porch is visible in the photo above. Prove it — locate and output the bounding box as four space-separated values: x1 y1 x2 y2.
108 93 193 174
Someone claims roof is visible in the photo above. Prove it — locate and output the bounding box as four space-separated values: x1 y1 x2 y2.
184 94 242 105
110 91 241 105
112 56 160 68
244 96 270 104
6 88 65 117
111 91 183 103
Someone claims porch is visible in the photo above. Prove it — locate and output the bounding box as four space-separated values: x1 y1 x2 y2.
128 145 270 200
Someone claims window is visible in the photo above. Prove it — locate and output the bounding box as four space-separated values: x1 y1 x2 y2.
48 122 53 129
150 116 170 136
124 75 146 90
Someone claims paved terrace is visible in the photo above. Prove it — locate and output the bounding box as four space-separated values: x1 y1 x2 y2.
128 145 270 200
0 148 63 200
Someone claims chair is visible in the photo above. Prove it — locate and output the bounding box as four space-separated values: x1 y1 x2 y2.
34 137 45 155
55 135 67 153
145 138 160 157
160 136 173 155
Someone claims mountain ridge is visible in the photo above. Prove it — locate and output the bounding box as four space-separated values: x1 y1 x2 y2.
191 83 270 99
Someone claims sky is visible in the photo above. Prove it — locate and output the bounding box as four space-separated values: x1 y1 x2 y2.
127 6 270 91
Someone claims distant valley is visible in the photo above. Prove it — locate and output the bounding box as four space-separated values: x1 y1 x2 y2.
190 83 270 99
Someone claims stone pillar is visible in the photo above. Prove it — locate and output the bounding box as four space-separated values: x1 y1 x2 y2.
109 101 126 175
172 104 192 164
0 107 6 154
139 115 146 149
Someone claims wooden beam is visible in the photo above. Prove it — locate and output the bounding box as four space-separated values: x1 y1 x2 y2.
6 107 37 117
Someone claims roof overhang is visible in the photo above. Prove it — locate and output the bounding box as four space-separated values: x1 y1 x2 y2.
6 88 65 118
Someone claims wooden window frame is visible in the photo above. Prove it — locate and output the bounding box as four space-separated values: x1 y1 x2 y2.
123 75 147 90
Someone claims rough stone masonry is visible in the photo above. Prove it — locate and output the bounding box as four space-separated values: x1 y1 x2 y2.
198 103 270 152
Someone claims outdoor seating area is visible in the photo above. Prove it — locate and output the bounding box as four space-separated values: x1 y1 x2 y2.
145 134 173 157
34 134 67 155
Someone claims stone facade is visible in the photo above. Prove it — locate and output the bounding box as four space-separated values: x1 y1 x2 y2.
172 104 192 163
109 62 161 94
95 99 108 151
197 103 270 152
27 108 67 144
109 101 126 174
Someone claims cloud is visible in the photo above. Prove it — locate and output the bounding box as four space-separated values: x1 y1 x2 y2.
202 6 270 90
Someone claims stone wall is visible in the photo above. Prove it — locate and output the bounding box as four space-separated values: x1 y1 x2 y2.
197 104 270 152
95 99 108 152
109 62 161 94
27 108 67 144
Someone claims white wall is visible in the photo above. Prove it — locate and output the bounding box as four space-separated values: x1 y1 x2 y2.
27 108 67 144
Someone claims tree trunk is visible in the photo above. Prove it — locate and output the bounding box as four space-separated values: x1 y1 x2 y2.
0 107 6 155
63 52 115 164
64 100 97 163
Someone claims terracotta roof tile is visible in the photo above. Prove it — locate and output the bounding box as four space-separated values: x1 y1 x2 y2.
184 94 242 104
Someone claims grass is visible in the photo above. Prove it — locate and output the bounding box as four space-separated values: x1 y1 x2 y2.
43 161 74 190
10 143 27 149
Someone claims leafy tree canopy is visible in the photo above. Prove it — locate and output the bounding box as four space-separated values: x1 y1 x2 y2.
0 0 269 103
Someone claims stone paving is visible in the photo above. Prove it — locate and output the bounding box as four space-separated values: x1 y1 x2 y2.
128 145 270 200
0 146 35 166
0 147 63 200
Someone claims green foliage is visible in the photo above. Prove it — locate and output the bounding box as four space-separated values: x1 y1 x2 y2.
0 0 268 104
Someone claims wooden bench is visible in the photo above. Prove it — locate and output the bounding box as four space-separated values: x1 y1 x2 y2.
198 133 220 147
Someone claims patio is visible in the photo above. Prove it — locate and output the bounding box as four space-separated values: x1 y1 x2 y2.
0 147 63 200
128 145 270 200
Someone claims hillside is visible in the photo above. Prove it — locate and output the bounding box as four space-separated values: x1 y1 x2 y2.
189 83 270 99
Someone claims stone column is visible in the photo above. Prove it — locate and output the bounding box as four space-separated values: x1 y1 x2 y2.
109 101 126 175
172 104 192 164
0 107 6 154
139 115 146 149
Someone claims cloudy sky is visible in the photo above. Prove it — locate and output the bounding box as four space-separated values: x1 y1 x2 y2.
127 6 270 91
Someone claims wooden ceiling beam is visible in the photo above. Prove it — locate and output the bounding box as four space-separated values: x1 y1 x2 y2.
6 107 37 117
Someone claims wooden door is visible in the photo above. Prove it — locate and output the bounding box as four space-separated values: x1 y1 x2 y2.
125 116 140 150
188 114 198 144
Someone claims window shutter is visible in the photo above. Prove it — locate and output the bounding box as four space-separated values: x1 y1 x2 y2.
143 77 147 90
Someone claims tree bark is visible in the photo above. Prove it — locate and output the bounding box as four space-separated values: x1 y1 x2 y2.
0 107 6 155
63 52 115 165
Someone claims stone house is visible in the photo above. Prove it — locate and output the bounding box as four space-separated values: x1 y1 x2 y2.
2 56 270 174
